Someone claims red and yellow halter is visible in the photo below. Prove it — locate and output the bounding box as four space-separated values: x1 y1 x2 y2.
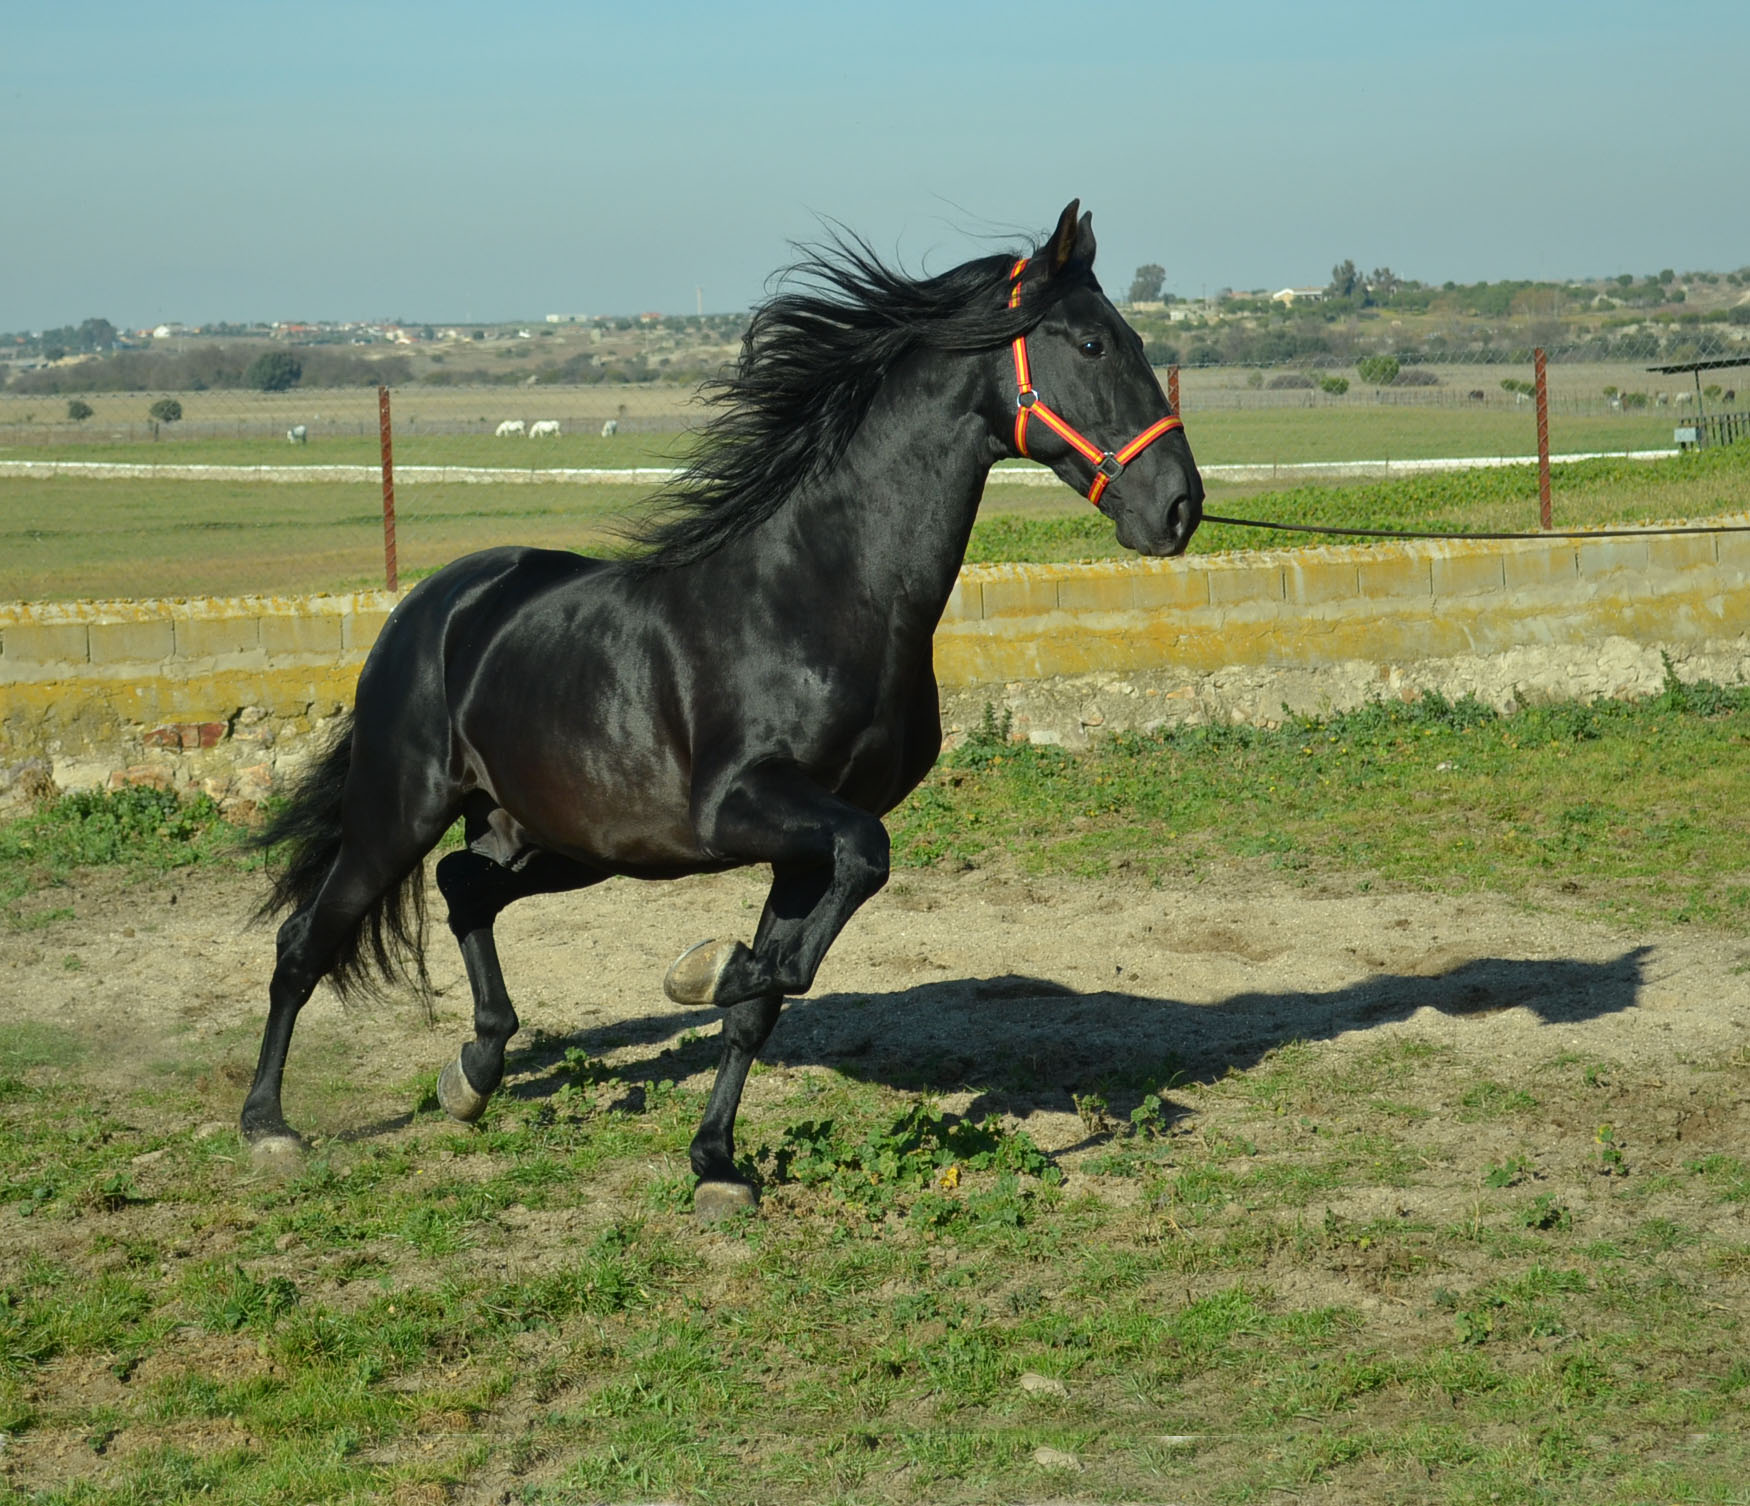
1006 258 1184 507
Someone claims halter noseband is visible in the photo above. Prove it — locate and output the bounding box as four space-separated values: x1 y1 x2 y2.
1007 258 1184 507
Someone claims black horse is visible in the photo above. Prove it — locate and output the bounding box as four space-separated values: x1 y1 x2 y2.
246 202 1204 1216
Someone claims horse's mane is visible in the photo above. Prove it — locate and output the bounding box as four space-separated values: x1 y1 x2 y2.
624 230 1077 572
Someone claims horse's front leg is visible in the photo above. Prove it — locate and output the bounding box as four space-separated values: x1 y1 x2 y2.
667 768 890 1219
665 767 889 1010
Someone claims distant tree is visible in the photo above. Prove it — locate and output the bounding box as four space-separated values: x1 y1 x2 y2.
246 350 303 392
1319 375 1350 395
1328 259 1361 300
42 345 66 364
76 317 117 351
1356 355 1399 386
1128 263 1166 303
66 398 93 421
148 397 182 423
1658 268 1675 285
1368 267 1400 302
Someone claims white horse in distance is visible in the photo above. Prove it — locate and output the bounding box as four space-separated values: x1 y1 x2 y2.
600 419 619 437
494 419 525 437
528 420 561 438
287 425 307 444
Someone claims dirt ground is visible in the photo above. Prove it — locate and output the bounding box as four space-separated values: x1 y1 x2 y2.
6 857 1750 1502
7 858 1748 1156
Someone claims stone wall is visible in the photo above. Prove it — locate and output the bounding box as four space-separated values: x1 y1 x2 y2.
0 593 393 811
4 522 1748 807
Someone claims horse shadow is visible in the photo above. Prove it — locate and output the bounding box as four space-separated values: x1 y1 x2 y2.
482 946 1655 1139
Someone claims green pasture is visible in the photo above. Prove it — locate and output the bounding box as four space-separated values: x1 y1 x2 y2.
4 441 1746 602
970 439 1750 564
0 477 647 601
3 685 1749 1503
2 431 693 473
2 403 1676 470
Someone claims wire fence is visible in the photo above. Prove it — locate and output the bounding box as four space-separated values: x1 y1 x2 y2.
3 326 1747 449
4 320 1749 602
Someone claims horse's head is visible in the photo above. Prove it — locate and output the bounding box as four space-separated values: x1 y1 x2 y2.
1002 201 1203 557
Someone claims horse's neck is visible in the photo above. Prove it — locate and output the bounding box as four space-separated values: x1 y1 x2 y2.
790 359 999 627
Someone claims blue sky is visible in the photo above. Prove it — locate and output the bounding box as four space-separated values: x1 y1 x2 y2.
3 0 1746 329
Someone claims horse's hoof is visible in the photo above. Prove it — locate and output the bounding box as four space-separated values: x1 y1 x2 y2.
247 1134 305 1176
664 939 738 1007
694 1180 759 1222
436 1058 489 1123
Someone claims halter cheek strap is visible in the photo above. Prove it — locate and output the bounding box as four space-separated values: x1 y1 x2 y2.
1007 258 1184 507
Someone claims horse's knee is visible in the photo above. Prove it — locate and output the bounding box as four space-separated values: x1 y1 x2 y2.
840 818 890 896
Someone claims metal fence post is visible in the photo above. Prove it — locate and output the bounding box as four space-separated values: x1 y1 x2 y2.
1534 348 1552 530
378 384 399 591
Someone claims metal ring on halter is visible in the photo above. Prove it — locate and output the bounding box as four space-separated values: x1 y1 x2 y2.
1017 388 1038 409
1097 453 1123 479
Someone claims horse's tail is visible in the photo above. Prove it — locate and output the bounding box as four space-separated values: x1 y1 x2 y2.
252 712 430 1003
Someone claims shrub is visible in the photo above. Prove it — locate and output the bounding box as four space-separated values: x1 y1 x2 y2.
1392 367 1440 386
147 398 182 423
1356 355 1400 386
1266 372 1314 389
66 399 93 421
245 350 302 392
1319 375 1350 395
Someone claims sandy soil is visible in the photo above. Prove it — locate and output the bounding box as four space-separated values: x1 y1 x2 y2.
8 858 1747 1154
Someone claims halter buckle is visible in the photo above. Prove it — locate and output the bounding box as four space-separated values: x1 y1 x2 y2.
1097 452 1123 479
1017 388 1038 409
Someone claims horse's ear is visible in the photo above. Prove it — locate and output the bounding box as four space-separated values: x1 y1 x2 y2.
1044 200 1096 276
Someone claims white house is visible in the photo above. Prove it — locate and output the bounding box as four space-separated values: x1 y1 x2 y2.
1271 287 1326 307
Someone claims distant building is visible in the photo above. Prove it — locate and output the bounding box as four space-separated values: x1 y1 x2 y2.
1271 287 1326 307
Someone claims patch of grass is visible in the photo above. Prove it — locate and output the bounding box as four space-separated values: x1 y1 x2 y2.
3 1021 1750 1504
0 784 256 921
891 679 1750 932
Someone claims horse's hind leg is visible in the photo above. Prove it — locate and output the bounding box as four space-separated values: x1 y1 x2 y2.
432 844 605 1123
242 833 444 1162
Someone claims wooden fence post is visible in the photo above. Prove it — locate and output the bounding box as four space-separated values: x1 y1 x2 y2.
378 385 399 591
1534 348 1552 531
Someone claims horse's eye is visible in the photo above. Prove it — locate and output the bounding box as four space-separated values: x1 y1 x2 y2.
1079 337 1105 358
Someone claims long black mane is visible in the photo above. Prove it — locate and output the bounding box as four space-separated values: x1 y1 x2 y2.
626 232 1077 572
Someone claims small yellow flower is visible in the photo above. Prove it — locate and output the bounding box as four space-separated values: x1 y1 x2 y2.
938 1164 960 1190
